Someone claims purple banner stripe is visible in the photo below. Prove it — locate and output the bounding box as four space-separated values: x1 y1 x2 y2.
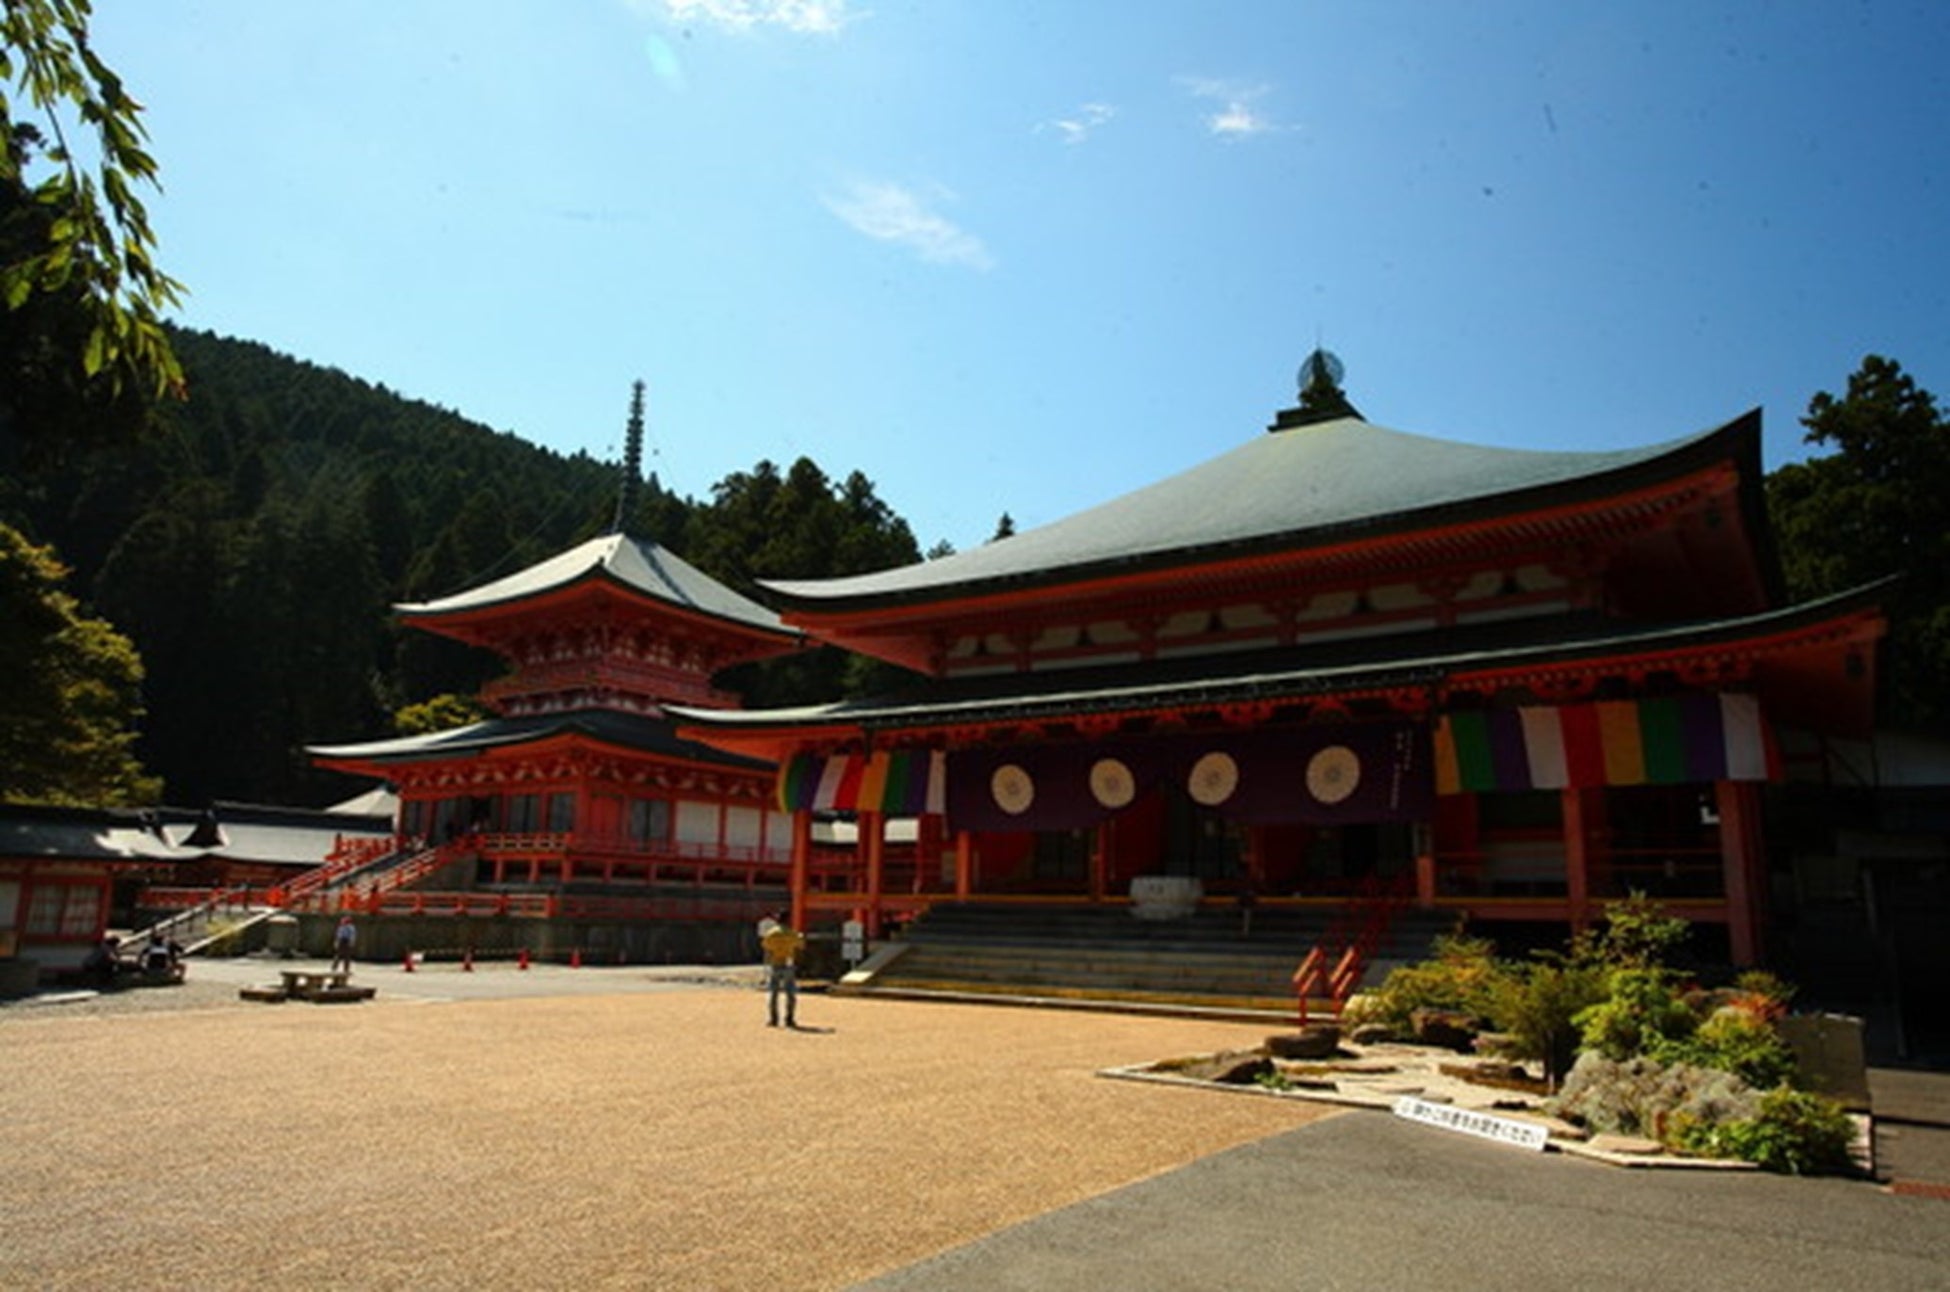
1679 692 1727 783
1487 709 1533 792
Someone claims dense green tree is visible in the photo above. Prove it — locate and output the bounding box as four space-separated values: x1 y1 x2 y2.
2 1 173 804
0 521 158 803
2 0 183 460
394 692 488 736
92 478 234 800
699 457 923 706
7 318 935 802
1767 355 1950 731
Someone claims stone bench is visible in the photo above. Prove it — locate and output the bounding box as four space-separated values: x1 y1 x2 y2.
239 969 376 1004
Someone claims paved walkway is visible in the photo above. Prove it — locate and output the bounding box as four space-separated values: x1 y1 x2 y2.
1870 1066 1950 1197
854 1109 1950 1291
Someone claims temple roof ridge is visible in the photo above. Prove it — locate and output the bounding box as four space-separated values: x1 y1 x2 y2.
397 531 793 637
761 410 1760 610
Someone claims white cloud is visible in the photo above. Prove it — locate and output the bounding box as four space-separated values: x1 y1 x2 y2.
823 180 994 270
1041 102 1116 146
656 0 859 34
1178 76 1279 138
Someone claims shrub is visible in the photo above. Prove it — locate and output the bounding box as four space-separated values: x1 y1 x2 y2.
1575 967 1698 1060
1654 1006 1798 1089
1569 891 1692 971
1721 970 1795 1023
1360 934 1503 1034
1671 1088 1857 1175
1484 957 1610 1090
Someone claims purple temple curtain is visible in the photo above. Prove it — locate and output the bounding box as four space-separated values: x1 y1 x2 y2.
945 722 1432 833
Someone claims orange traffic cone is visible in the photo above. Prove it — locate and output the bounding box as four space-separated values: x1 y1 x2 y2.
517 948 530 971
569 947 582 969
462 949 474 973
402 950 415 973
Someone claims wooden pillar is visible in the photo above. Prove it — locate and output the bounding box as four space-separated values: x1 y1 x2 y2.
1089 820 1109 902
864 809 885 938
788 809 811 932
917 812 945 894
1562 787 1593 932
1717 780 1766 966
955 830 974 901
1413 822 1436 910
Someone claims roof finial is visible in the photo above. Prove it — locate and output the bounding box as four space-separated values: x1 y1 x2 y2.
1270 348 1363 431
611 380 646 536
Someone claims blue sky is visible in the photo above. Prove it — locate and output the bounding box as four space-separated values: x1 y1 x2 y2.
88 1 1950 553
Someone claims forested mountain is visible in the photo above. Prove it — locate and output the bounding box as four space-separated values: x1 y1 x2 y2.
0 328 923 806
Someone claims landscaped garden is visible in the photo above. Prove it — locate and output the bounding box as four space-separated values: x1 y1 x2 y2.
1123 896 1865 1177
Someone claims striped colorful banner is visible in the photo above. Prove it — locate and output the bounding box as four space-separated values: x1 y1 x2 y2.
777 750 948 815
1433 694 1776 794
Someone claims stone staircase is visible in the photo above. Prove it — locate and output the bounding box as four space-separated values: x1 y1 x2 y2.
838 900 1452 1021
128 842 434 957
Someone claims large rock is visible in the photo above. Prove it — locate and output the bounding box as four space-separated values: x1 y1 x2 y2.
1778 1013 1871 1112
1161 1049 1273 1085
1267 1026 1341 1059
1411 1008 1478 1051
1550 1052 1759 1139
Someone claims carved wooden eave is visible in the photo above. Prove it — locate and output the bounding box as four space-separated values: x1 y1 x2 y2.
673 584 1891 765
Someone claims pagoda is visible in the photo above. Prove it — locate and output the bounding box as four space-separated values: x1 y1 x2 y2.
310 385 806 955
673 356 1886 968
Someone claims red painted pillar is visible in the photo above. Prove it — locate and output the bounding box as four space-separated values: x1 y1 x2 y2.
1413 823 1436 910
1717 779 1766 966
1562 787 1592 933
789 809 811 933
955 830 974 901
864 810 886 938
1089 820 1108 903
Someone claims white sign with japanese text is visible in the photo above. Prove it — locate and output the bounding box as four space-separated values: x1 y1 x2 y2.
1392 1096 1549 1152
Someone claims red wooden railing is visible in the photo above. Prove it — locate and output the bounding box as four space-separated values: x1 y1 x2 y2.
1292 873 1412 1025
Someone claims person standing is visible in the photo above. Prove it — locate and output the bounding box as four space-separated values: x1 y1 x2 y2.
330 914 357 974
760 915 806 1028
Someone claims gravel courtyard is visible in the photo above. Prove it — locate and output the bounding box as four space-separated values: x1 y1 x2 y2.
0 967 1327 1290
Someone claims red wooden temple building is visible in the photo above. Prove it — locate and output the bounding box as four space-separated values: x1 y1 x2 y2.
308 508 808 959
673 357 1887 970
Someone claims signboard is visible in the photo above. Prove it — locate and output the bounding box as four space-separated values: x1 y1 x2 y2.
1392 1096 1549 1152
841 919 865 966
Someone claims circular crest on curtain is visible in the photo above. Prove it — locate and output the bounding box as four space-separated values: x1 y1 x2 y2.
991 763 1035 815
1188 751 1239 806
1306 744 1362 804
1089 757 1136 808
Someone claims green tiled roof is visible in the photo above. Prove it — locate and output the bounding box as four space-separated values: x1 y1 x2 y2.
762 412 1754 609
399 533 792 637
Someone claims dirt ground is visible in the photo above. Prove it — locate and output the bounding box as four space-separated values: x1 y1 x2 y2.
0 974 1332 1290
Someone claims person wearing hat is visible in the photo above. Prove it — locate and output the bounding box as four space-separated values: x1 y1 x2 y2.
760 913 806 1028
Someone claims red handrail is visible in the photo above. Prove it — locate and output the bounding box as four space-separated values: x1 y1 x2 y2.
1293 874 1412 1026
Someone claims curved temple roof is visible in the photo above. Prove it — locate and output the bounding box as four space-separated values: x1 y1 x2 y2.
398 533 794 638
762 413 1757 610
308 709 772 772
671 580 1890 746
